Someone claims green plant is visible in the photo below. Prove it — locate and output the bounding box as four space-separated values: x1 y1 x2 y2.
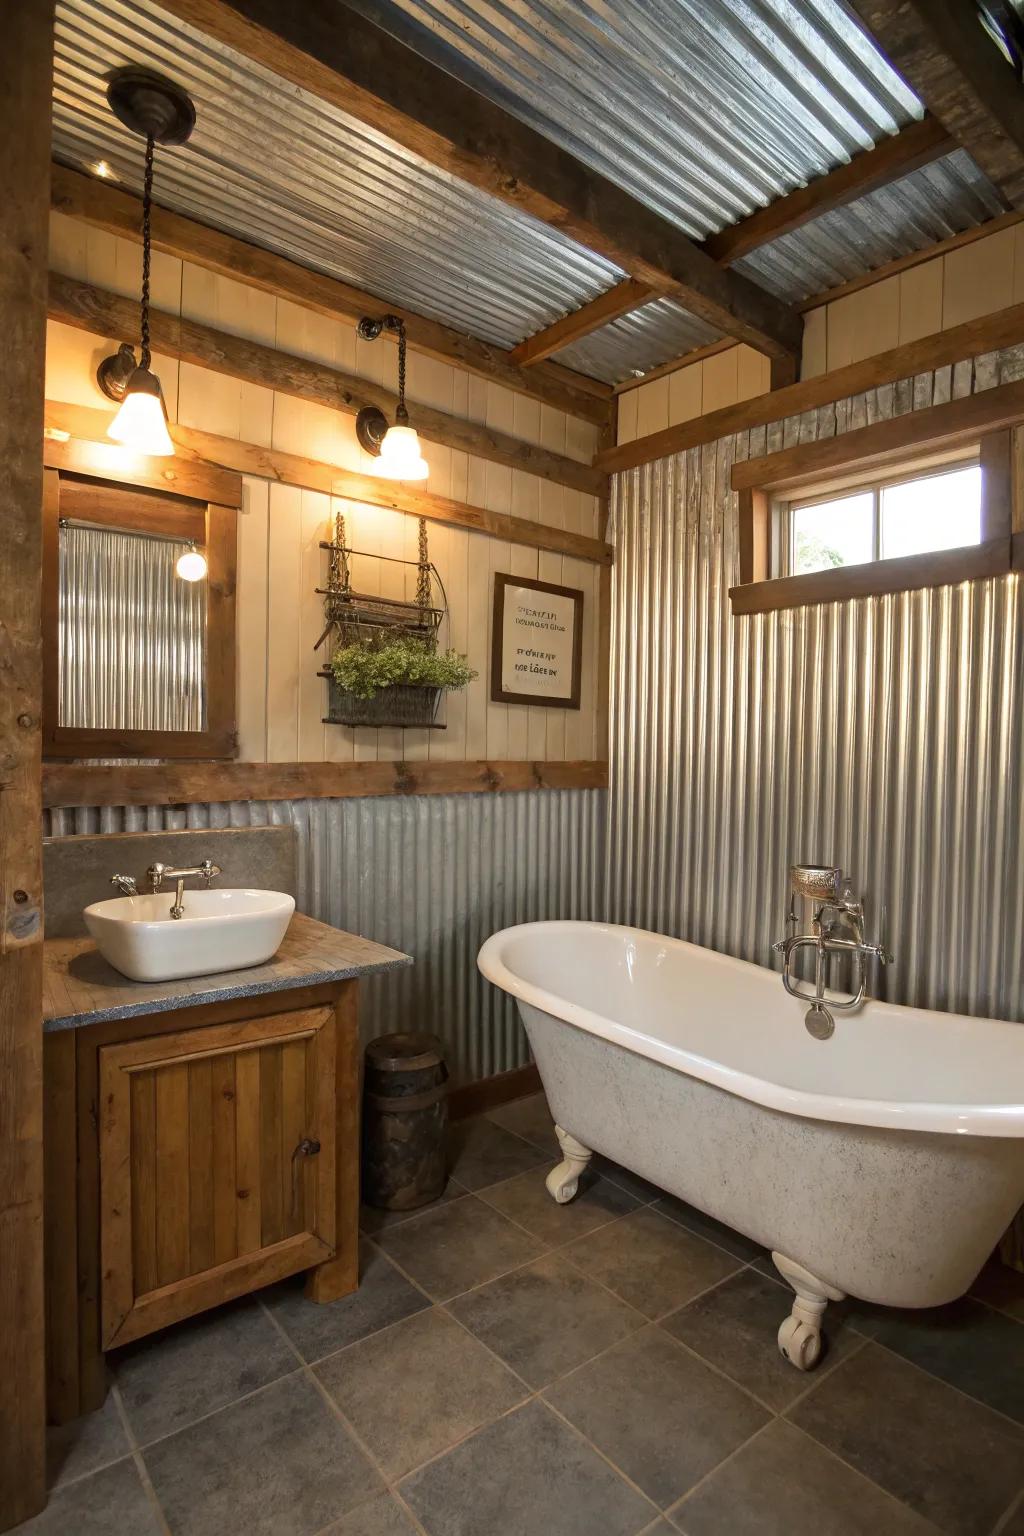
330 636 477 699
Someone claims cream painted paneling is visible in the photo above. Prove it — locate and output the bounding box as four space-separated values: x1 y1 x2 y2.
45 211 603 766
616 343 770 445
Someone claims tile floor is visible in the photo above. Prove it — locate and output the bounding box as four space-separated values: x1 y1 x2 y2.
21 1092 1024 1536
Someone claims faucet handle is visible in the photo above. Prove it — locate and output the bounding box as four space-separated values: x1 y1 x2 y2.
147 862 168 892
771 937 788 954
199 860 221 884
110 873 138 896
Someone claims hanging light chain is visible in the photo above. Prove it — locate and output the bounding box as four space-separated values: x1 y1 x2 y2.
415 516 431 612
394 318 409 424
140 131 155 370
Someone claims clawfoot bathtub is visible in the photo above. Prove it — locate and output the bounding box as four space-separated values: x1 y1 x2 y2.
478 921 1024 1371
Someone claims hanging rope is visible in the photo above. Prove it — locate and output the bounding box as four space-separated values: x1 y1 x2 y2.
415 516 432 614
140 132 155 370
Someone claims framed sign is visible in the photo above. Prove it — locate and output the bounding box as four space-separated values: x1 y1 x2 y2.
491 573 584 709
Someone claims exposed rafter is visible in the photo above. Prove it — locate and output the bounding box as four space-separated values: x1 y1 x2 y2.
49 163 611 425
848 0 1024 206
512 114 954 372
153 0 803 363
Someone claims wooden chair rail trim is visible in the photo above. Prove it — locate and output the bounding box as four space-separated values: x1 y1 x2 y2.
597 302 1024 475
48 272 603 496
43 758 609 808
50 163 613 427
729 538 1012 616
43 402 613 567
731 379 1024 494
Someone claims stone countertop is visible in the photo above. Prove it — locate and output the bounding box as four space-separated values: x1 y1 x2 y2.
42 912 412 1032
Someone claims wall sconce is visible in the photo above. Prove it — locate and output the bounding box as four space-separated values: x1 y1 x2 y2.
355 315 429 481
96 68 196 458
175 541 208 582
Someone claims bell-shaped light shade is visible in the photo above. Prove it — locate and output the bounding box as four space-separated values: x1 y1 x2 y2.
108 367 175 457
175 547 208 582
371 423 429 481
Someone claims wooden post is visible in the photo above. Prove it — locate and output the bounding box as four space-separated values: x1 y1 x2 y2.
0 2 53 1527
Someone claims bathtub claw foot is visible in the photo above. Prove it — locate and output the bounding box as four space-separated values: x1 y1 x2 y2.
772 1252 845 1372
546 1126 593 1204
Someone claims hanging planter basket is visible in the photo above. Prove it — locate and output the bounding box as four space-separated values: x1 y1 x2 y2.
324 678 444 729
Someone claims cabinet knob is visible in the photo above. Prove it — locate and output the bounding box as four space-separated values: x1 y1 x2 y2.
290 1137 321 1220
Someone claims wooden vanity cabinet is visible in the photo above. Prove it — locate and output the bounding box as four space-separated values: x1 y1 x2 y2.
45 980 360 1424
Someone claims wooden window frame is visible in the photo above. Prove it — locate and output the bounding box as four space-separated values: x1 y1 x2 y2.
42 467 239 759
730 379 1024 615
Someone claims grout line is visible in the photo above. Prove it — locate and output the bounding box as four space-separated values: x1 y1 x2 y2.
126 1359 307 1455
539 1396 665 1518
865 1337 1024 1437
666 1417 780 1526
991 1485 1024 1536
131 1448 174 1536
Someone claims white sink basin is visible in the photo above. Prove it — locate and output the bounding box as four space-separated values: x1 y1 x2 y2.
84 888 296 983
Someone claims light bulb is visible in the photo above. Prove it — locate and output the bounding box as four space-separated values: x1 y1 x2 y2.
371 423 429 482
108 367 175 456
175 547 208 582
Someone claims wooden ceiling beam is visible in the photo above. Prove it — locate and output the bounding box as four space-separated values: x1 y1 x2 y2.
49 163 611 425
47 272 603 495
153 0 803 363
848 0 1024 206
511 115 953 371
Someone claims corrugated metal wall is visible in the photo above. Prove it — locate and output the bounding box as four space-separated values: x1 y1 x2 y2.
45 789 606 1082
607 345 1024 1024
59 522 206 732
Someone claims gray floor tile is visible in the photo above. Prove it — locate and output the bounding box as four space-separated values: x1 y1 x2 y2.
360 1179 467 1236
486 1093 557 1153
447 1117 548 1191
323 1491 420 1535
651 1195 765 1262
316 1307 526 1478
113 1296 298 1445
448 1250 645 1388
663 1268 863 1411
263 1240 429 1363
669 1419 940 1536
11 1457 163 1536
789 1342 1024 1536
143 1371 381 1536
866 1295 1024 1424
400 1398 655 1536
480 1166 639 1246
376 1194 545 1301
563 1206 741 1319
545 1326 768 1508
45 1388 130 1491
638 1524 677 1536
968 1259 1024 1322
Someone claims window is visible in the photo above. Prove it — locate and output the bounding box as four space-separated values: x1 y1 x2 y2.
789 462 983 577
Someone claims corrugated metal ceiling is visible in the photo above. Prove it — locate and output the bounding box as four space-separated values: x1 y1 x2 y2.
51 0 624 350
50 0 1013 386
344 0 923 237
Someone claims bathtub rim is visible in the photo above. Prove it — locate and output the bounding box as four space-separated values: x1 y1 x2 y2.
477 920 1024 1139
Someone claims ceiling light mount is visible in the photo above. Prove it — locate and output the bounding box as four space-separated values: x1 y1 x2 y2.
97 341 139 403
106 66 196 146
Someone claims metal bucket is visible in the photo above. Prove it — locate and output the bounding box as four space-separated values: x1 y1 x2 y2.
362 1032 449 1211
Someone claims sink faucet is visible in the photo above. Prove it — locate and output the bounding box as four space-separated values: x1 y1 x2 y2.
772 864 892 1038
146 859 221 920
110 873 139 896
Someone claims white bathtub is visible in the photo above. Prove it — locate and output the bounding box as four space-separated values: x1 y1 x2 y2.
478 920 1024 1368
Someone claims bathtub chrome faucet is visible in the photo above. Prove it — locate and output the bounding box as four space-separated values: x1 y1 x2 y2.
773 864 892 1039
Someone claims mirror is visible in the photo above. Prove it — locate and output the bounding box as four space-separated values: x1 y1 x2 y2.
43 471 237 758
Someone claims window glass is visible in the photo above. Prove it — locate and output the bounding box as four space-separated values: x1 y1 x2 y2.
880 465 982 560
792 491 875 575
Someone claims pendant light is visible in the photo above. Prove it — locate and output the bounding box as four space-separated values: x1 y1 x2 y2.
96 69 196 457
175 541 208 582
354 315 430 481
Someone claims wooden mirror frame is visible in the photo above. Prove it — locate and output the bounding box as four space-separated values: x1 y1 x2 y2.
42 466 239 759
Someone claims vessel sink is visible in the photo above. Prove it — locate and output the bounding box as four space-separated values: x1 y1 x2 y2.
83 888 296 983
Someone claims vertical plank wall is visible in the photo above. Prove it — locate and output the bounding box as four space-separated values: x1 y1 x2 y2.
44 210 604 765
617 220 1024 446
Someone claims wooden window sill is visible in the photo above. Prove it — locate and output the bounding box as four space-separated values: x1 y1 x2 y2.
729 538 1014 615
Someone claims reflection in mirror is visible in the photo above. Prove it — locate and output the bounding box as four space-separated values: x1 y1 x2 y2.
58 519 207 732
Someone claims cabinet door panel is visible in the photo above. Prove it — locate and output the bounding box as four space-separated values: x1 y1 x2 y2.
99 1006 336 1349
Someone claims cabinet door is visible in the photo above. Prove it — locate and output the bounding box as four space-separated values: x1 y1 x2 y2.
98 1006 336 1349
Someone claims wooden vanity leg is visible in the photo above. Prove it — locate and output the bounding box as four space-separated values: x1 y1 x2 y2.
75 1032 108 1416
306 983 360 1303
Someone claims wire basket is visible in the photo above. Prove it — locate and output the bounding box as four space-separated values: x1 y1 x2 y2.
324 679 443 728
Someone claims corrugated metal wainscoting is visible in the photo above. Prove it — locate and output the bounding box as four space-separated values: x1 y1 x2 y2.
46 789 606 1083
608 345 1024 1025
